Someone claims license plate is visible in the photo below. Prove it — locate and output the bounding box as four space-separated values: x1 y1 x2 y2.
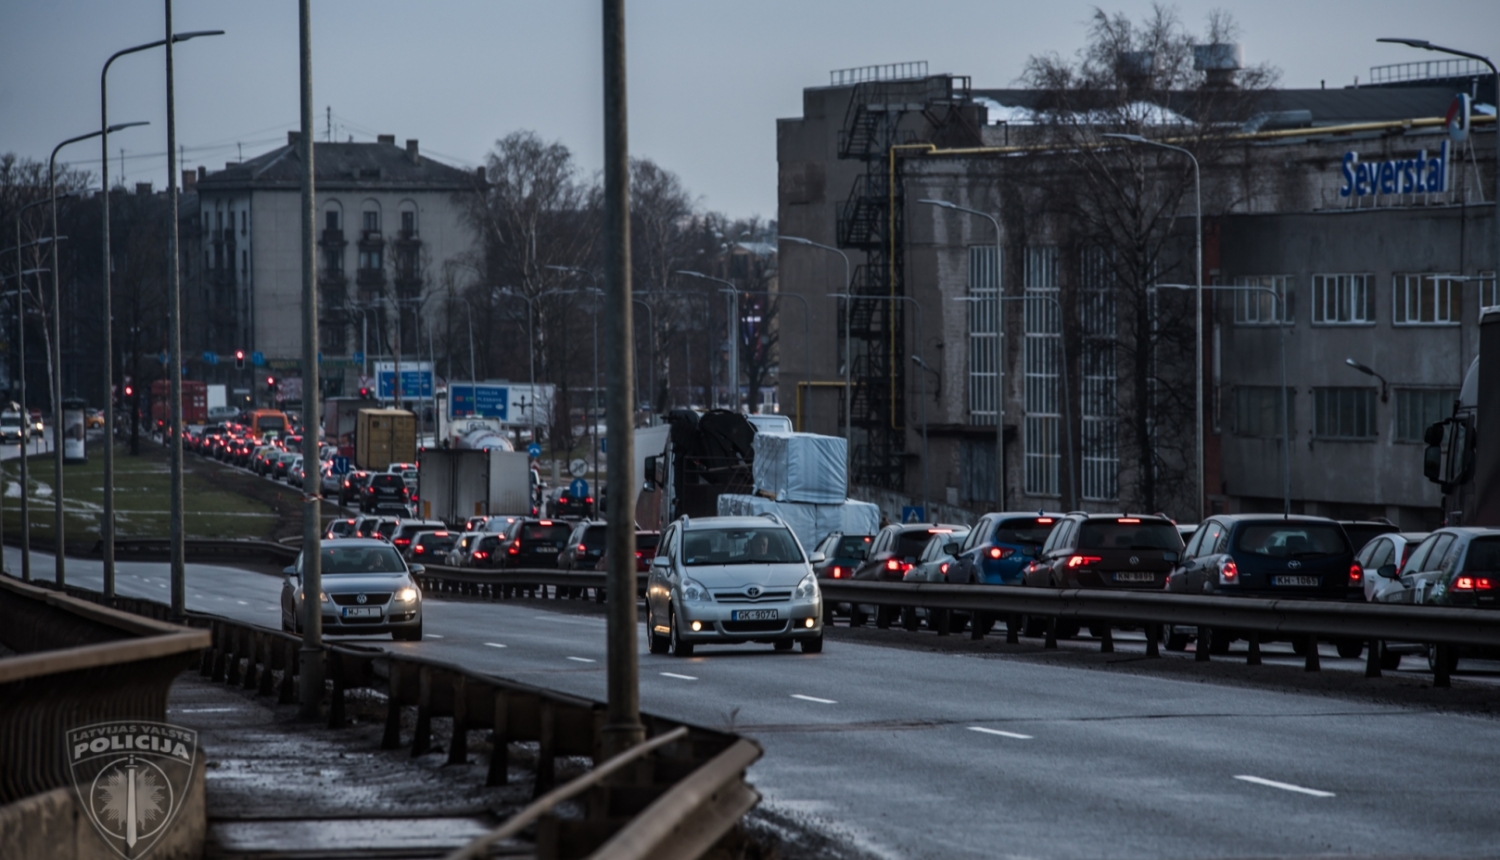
1113 572 1155 583
342 607 381 618
534 546 559 554
1273 575 1320 587
732 609 779 621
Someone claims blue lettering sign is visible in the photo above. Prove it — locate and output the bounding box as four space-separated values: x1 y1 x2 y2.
1340 140 1447 199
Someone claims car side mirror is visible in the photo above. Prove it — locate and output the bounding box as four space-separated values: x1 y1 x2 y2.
808 552 826 564
1378 563 1398 579
409 564 425 576
283 565 297 577
1163 552 1179 563
651 556 669 569
943 541 961 555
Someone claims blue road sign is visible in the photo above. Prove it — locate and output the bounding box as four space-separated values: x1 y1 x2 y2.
449 384 509 420
332 455 351 475
378 369 434 399
527 443 542 458
569 478 590 499
251 351 265 367
157 351 168 365
202 351 218 365
901 505 925 524
600 436 607 454
352 351 365 364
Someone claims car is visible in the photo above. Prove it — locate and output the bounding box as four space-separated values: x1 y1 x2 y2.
361 473 411 514
390 519 447 557
546 486 593 519
352 515 400 540
898 526 973 631
324 518 359 540
645 515 825 657
319 461 342 496
809 532 872 581
1339 519 1400 553
340 470 372 506
287 455 305 487
594 530 661 573
0 409 26 444
493 518 574 568
464 533 506 568
1357 531 1430 602
948 513 1062 586
86 408 104 429
1377 528 1500 672
1019 513 1183 639
558 521 608 571
279 539 424 641
446 531 481 566
408 529 458 563
853 523 965 582
480 515 524 534
464 516 489 532
271 450 297 480
387 462 418 477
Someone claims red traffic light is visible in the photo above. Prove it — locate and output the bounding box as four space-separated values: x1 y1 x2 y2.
123 385 134 397
235 350 245 360
266 376 276 386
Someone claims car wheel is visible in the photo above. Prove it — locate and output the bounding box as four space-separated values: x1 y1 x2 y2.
774 639 794 652
669 607 694 657
1022 615 1048 638
1163 624 1189 652
1378 642 1402 670
901 606 920 631
874 605 896 629
1335 639 1363 660
1427 644 1458 674
646 606 670 655
801 635 824 654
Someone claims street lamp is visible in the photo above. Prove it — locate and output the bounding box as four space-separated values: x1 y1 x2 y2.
782 235 852 446
1103 132 1205 522
1344 358 1390 403
100 30 223 603
1378 38 1498 289
919 198 1007 508
676 270 742 411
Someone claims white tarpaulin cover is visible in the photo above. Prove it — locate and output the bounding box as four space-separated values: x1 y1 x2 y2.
752 431 847 504
717 494 880 551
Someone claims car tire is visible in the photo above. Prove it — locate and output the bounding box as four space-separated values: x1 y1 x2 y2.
1335 639 1363 660
875 605 895 629
1378 642 1402 670
647 607 670 655
800 635 824 654
1022 614 1048 638
901 606 920 631
1163 624 1190 652
669 607 694 657
774 639 794 652
1426 644 1457 674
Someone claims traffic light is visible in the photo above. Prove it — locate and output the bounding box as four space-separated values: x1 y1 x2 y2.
123 385 133 398
358 386 371 398
235 349 245 370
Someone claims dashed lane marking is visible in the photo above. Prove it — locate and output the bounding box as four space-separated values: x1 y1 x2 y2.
968 726 1033 740
790 694 836 704
566 656 596 663
660 672 697 680
1234 775 1335 798
485 642 507 649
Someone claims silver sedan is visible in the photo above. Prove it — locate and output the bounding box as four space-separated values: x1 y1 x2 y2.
280 538 425 641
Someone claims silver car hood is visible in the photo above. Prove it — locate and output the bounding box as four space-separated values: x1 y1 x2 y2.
318 573 414 593
685 562 808 589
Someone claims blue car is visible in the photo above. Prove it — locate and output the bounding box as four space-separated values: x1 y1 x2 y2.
948 513 1063 585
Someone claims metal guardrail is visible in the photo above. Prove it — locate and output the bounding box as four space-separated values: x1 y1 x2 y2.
54 581 763 860
0 575 210 804
822 579 1500 687
414 564 645 602
104 537 299 566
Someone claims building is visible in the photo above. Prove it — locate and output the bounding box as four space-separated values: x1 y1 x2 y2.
778 59 1496 527
191 133 481 399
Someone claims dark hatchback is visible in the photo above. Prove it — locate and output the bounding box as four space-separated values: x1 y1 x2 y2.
559 521 608 570
1025 514 1183 590
496 519 574 568
949 513 1062 585
1166 515 1358 600
361 473 410 513
810 532 873 580
853 524 963 581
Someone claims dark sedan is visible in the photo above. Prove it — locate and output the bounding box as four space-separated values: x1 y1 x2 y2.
495 519 574 568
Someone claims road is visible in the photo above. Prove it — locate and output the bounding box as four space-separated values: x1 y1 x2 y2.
16 548 1500 859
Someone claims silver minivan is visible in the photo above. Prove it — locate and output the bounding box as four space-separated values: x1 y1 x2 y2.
646 515 824 656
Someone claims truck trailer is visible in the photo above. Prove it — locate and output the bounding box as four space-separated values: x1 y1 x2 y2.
416 447 533 524
356 408 417 472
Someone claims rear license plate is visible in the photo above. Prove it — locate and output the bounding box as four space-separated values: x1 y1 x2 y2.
534 546 559 554
1273 575 1320 587
732 609 779 621
1113 572 1155 583
342 607 381 618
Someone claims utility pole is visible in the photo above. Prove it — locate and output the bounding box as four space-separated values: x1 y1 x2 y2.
297 0 324 718
600 0 644 756
164 0 185 616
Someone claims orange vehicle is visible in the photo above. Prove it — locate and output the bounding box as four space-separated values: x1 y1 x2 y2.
247 408 291 441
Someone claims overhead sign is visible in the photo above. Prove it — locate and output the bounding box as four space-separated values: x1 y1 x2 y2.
373 361 433 399
1339 138 1448 199
202 351 218 365
450 384 509 420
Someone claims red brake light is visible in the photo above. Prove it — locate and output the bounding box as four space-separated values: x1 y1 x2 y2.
435 531 449 537
1118 518 1141 524
987 546 1015 560
1455 576 1474 590
413 546 425 554
540 520 553 526
578 544 587 553
940 562 949 575
635 551 643 558
394 538 410 547
474 551 488 560
585 496 593 504
560 496 569 504
830 566 843 578
1348 563 1363 583
1221 559 1238 581
1037 517 1054 524
1067 555 1102 568
508 544 519 555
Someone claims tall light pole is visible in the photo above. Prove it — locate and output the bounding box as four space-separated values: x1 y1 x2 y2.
782 236 852 464
100 29 221 603
1379 38 1498 303
676 270 742 411
1103 133 1204 522
919 198 1007 508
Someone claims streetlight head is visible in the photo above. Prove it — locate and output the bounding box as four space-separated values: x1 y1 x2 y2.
675 270 705 279
1102 132 1148 143
1344 358 1376 376
780 236 813 246
173 29 226 42
917 198 956 209
106 121 150 133
1377 37 1432 49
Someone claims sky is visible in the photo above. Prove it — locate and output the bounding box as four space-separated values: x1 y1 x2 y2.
3 1 1498 219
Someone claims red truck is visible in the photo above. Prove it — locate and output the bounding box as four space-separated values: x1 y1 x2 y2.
151 379 208 426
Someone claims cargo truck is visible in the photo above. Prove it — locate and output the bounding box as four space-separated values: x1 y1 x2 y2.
635 409 791 530
323 396 379 456
1425 307 1499 526
416 447 533 524
356 408 417 472
150 379 207 426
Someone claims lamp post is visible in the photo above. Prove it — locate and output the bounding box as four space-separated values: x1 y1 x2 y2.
1378 39 1498 295
1155 283 1288 515
100 29 220 603
919 198 1007 508
495 288 538 441
1102 133 1204 522
676 270 743 411
782 235 852 465
1344 358 1390 403
713 287 810 418
50 125 144 587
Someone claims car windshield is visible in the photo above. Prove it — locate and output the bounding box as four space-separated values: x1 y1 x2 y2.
895 531 935 559
993 519 1058 547
834 535 871 559
317 545 406 574
418 534 456 551
521 523 572 542
1464 538 1500 572
370 475 403 488
682 527 803 566
375 521 398 538
636 533 660 550
581 526 607 545
1234 523 1348 558
1079 520 1182 551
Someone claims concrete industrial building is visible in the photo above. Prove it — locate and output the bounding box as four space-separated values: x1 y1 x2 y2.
778 60 1496 528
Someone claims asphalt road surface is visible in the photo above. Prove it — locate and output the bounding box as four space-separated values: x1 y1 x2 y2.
18 550 1500 859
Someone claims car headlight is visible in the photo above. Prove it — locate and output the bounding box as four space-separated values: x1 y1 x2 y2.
795 572 820 602
681 577 712 603
300 590 328 602
397 587 419 603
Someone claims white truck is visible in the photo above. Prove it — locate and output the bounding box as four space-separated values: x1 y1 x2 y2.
416 447 534 524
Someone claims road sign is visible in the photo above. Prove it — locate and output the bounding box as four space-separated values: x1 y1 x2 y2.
332 455 351 475
569 458 589 478
352 351 365 364
901 505 925 524
569 477 590 498
600 436 607 454
251 351 265 367
449 384 509 420
527 443 542 458
157 351 168 365
202 351 218 365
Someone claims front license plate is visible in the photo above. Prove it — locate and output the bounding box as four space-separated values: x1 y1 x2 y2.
1113 572 1155 583
534 546 559 554
342 606 381 618
732 609 779 621
1273 576 1320 587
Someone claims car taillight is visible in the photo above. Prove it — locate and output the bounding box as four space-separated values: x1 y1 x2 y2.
830 566 843 578
1066 555 1102 568
578 544 586 553
474 551 488 560
559 496 569 504
988 547 1014 560
508 544 519 555
585 497 593 504
635 551 643 558
413 545 425 554
366 487 375 495
885 558 901 571
1348 563 1363 583
394 538 410 547
1220 559 1238 584
940 562 949 575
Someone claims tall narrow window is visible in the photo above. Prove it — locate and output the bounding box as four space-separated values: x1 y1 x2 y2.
1479 272 1497 309
1024 246 1060 497
401 210 416 233
1314 387 1378 438
1079 248 1117 501
1311 274 1375 324
1393 273 1459 324
967 245 998 426
1394 388 1458 442
1233 275 1294 324
362 210 379 232
325 210 340 232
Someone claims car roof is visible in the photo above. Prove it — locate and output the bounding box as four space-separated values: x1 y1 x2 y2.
1210 514 1341 525
682 516 793 531
318 537 392 548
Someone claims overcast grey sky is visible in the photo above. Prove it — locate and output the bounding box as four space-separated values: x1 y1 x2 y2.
3 1 1497 218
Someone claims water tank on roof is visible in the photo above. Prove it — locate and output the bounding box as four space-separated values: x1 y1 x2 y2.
1193 43 1243 71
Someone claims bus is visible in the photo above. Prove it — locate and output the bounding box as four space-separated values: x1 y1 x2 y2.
248 409 291 441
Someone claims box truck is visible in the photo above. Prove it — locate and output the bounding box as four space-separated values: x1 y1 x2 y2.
324 396 379 456
356 408 417 472
417 447 533 523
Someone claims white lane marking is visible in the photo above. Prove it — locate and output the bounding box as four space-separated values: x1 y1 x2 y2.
790 694 836 704
566 656 596 663
485 642 507 649
968 726 1033 740
236 600 248 605
426 634 443 638
1234 775 1335 798
169 707 238 713
660 672 698 681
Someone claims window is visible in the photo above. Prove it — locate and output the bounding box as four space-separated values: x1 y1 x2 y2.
1234 386 1294 437
1314 387 1377 438
1233 523 1349 558
401 211 415 233
1233 275 1293 324
359 248 382 271
1023 246 1060 497
1079 247 1117 500
960 438 996 503
1479 272 1497 310
966 245 998 426
325 210 340 232
1311 274 1375 324
1393 273 1459 324
362 210 379 232
240 211 246 236
1394 388 1457 442
324 248 344 276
